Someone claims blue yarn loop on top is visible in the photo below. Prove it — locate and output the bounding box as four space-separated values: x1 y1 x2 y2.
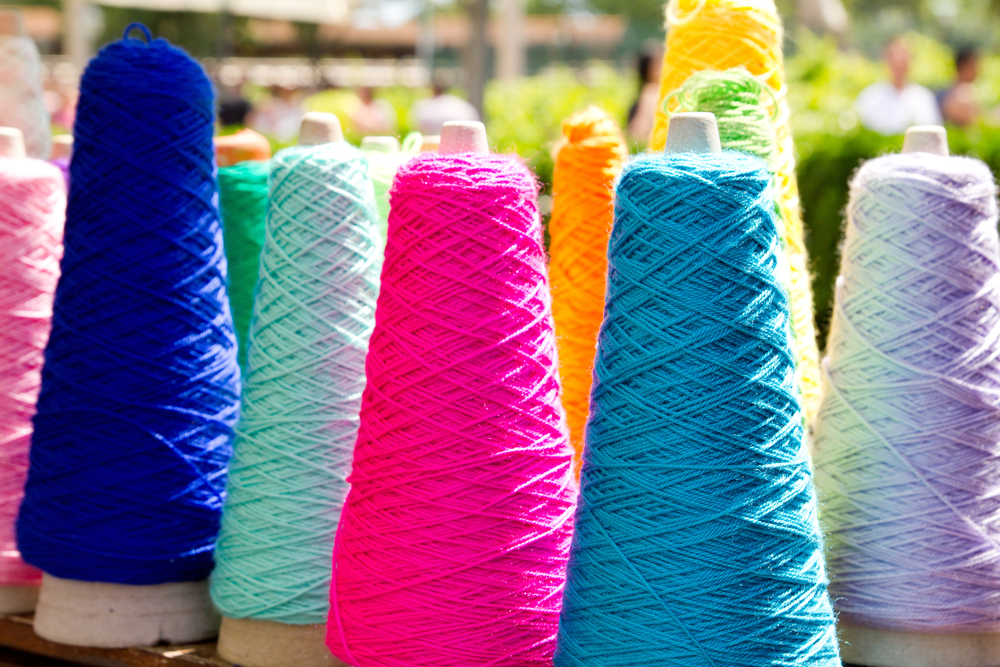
123 22 152 42
554 151 840 666
16 26 240 585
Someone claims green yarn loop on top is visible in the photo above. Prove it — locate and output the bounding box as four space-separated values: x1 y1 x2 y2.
666 68 780 170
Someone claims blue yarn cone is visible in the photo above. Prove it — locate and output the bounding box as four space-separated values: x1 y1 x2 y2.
16 24 241 585
554 151 840 666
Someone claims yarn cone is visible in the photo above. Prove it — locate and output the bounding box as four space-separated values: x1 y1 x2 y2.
549 106 627 468
211 141 381 624
814 153 1000 638
361 132 420 243
665 69 779 168
215 128 271 168
328 152 577 667
218 160 269 369
16 24 241 585
0 12 50 160
0 156 64 587
554 150 840 666
650 0 822 425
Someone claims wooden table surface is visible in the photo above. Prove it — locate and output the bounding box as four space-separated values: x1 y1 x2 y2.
0 615 228 667
0 614 866 667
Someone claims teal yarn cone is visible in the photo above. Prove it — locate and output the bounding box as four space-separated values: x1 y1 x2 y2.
218 160 269 369
210 141 380 623
554 151 841 666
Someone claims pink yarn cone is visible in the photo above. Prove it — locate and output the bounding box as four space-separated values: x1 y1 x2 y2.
0 157 64 585
327 152 577 667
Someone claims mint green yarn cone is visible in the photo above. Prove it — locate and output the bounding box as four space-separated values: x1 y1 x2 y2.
210 141 380 623
218 160 269 369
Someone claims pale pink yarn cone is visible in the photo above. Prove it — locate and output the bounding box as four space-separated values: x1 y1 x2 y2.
0 156 64 584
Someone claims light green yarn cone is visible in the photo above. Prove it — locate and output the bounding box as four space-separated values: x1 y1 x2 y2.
361 132 421 242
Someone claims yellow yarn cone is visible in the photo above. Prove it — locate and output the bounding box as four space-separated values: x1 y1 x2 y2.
550 107 627 470
650 0 821 425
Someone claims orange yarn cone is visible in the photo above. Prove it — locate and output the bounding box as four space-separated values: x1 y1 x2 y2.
649 0 822 425
550 106 627 469
214 128 272 167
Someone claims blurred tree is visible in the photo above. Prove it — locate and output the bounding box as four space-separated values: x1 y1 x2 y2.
462 0 488 113
586 0 662 21
526 0 570 12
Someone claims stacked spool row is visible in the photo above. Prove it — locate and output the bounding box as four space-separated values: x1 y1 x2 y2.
1 2 999 667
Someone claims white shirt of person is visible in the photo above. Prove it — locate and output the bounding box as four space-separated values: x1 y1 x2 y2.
854 82 942 135
412 94 480 136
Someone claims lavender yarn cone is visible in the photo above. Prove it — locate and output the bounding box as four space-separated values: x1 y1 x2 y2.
814 152 1000 666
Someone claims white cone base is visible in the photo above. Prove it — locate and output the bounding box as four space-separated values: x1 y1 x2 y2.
299 112 343 146
217 617 344 667
0 585 38 613
439 121 488 154
665 112 722 155
0 127 26 159
840 623 1000 667
33 573 219 647
902 125 948 156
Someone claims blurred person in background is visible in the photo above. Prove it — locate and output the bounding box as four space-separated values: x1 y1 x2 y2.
627 43 663 143
249 84 304 143
938 48 979 126
218 84 254 128
352 86 397 136
855 35 941 135
411 78 479 135
44 82 76 131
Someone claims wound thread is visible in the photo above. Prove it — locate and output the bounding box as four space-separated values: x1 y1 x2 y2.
361 132 421 243
650 0 822 425
211 141 381 624
328 152 577 667
218 160 270 369
665 68 815 422
549 106 627 467
555 151 840 666
0 156 64 586
17 24 241 585
814 153 1000 633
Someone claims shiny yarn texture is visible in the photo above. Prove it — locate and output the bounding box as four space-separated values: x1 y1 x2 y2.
361 133 421 243
212 141 380 624
328 152 578 667
218 160 269 369
0 31 50 159
17 25 241 585
814 154 1000 633
651 0 822 424
549 106 626 467
0 157 63 586
555 152 840 667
